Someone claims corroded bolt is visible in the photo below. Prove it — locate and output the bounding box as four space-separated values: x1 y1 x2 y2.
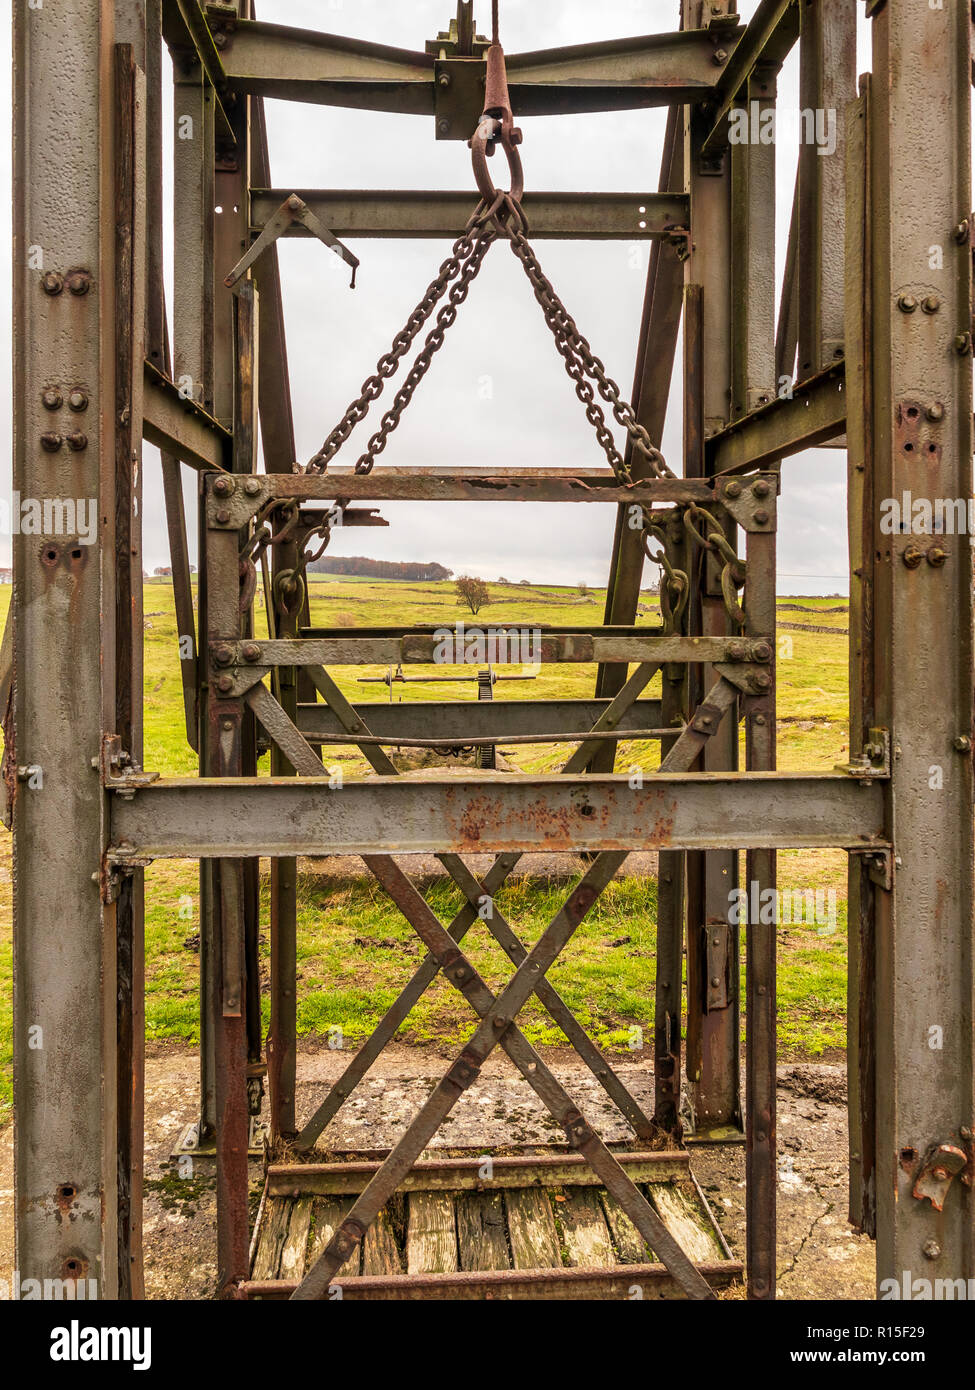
922 1240 942 1261
213 30 228 47
897 294 918 313
751 642 773 663
287 194 302 213
954 220 970 244
712 48 728 64
922 295 941 314
953 736 971 753
243 477 262 496
753 671 772 691
222 719 234 732
710 977 720 988
754 508 770 525
41 271 63 296
903 542 924 569
728 641 747 661
68 389 89 412
216 674 233 694
955 333 973 356
926 402 945 422
927 545 948 567
65 432 88 452
40 432 63 452
724 480 742 499
41 388 62 410
64 269 91 296
213 644 235 666
437 118 450 135
492 1016 507 1029
215 507 232 525
438 72 451 88
752 479 771 499
241 642 261 663
212 475 234 496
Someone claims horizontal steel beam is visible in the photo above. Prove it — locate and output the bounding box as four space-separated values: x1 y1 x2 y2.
241 1260 743 1301
220 20 741 115
142 361 231 471
705 360 846 475
216 634 770 667
267 1150 691 1195
206 469 713 519
108 773 886 860
251 190 688 241
701 0 801 157
295 698 665 743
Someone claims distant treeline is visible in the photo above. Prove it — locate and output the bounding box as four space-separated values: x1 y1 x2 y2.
308 556 454 581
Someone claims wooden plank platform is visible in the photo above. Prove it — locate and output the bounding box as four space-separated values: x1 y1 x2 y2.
245 1159 740 1299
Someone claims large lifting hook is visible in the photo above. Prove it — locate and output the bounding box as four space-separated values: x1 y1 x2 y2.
469 31 524 211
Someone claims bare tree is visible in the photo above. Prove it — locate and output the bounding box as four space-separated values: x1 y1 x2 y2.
455 575 489 616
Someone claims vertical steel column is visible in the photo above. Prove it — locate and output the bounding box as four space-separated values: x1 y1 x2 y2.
867 0 975 1290
844 82 877 1239
205 283 258 1291
797 0 856 379
111 32 148 1301
681 3 740 1134
12 0 128 1297
172 42 217 1139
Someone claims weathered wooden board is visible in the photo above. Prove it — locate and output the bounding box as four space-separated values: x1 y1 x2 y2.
279 1196 314 1281
406 1192 458 1274
251 1196 292 1281
456 1192 510 1271
649 1182 726 1264
361 1206 403 1276
601 1191 654 1264
307 1196 361 1277
557 1189 615 1268
505 1189 562 1270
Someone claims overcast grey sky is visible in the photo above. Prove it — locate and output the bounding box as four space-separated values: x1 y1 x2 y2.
2 2 873 592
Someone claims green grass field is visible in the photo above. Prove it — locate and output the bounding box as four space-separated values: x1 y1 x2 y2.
0 577 853 1121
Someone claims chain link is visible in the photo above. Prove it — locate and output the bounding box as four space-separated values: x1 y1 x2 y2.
304 210 490 474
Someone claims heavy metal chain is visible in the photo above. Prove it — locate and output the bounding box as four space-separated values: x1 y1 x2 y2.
305 212 491 474
641 522 689 635
503 215 673 484
351 220 496 473
683 502 747 628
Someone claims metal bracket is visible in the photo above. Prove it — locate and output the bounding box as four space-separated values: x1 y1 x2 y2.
705 917 731 1012
851 846 894 892
912 1142 968 1212
224 194 359 291
714 473 778 534
837 727 891 779
100 733 159 797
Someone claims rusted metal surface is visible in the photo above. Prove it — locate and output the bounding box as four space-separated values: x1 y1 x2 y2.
14 0 975 1308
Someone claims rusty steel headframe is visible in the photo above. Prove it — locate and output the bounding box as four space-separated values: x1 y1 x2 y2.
10 0 975 1305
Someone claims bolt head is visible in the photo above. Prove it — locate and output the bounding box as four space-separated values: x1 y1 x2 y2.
753 508 770 525
923 1240 942 1261
754 672 772 690
68 389 88 412
41 271 64 295
751 642 773 663
64 269 91 296
724 480 742 499
213 30 228 47
214 644 235 667
922 295 941 314
898 293 918 313
437 119 450 135
241 643 261 663
40 432 63 453
712 48 728 64
215 508 232 525
41 388 63 410
926 402 945 422
65 432 88 452
954 736 972 753
243 477 262 496
752 480 771 499
438 72 451 88
213 475 233 496
955 220 971 244
287 195 302 212
216 674 233 694
955 334 973 356
927 545 948 567
903 543 924 569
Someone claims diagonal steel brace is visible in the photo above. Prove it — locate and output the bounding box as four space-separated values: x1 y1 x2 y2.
224 193 359 291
